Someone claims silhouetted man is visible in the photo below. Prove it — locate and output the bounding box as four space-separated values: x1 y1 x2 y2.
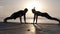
4 8 28 23
32 7 60 24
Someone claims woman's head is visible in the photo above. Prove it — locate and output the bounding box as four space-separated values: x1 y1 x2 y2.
32 7 36 13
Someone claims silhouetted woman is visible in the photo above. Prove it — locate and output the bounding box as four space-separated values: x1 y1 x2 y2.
32 7 60 24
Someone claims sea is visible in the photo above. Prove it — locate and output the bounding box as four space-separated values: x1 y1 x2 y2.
0 17 58 24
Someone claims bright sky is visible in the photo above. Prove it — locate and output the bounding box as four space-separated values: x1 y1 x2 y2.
0 0 60 18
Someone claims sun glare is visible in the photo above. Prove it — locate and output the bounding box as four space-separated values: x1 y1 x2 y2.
26 0 42 11
25 0 43 17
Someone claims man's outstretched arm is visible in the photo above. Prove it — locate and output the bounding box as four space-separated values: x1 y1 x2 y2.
24 14 26 23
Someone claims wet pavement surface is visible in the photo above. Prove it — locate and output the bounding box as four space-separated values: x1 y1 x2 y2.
0 22 60 34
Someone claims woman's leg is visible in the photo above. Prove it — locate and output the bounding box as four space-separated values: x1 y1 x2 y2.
44 13 60 24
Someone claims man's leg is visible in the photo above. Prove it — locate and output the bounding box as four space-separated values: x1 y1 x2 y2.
4 17 12 22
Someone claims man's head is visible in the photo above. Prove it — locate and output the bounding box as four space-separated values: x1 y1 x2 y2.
24 8 28 12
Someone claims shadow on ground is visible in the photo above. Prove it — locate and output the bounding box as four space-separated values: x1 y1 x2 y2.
0 22 60 34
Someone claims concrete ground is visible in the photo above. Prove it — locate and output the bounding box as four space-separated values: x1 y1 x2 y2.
0 22 60 34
